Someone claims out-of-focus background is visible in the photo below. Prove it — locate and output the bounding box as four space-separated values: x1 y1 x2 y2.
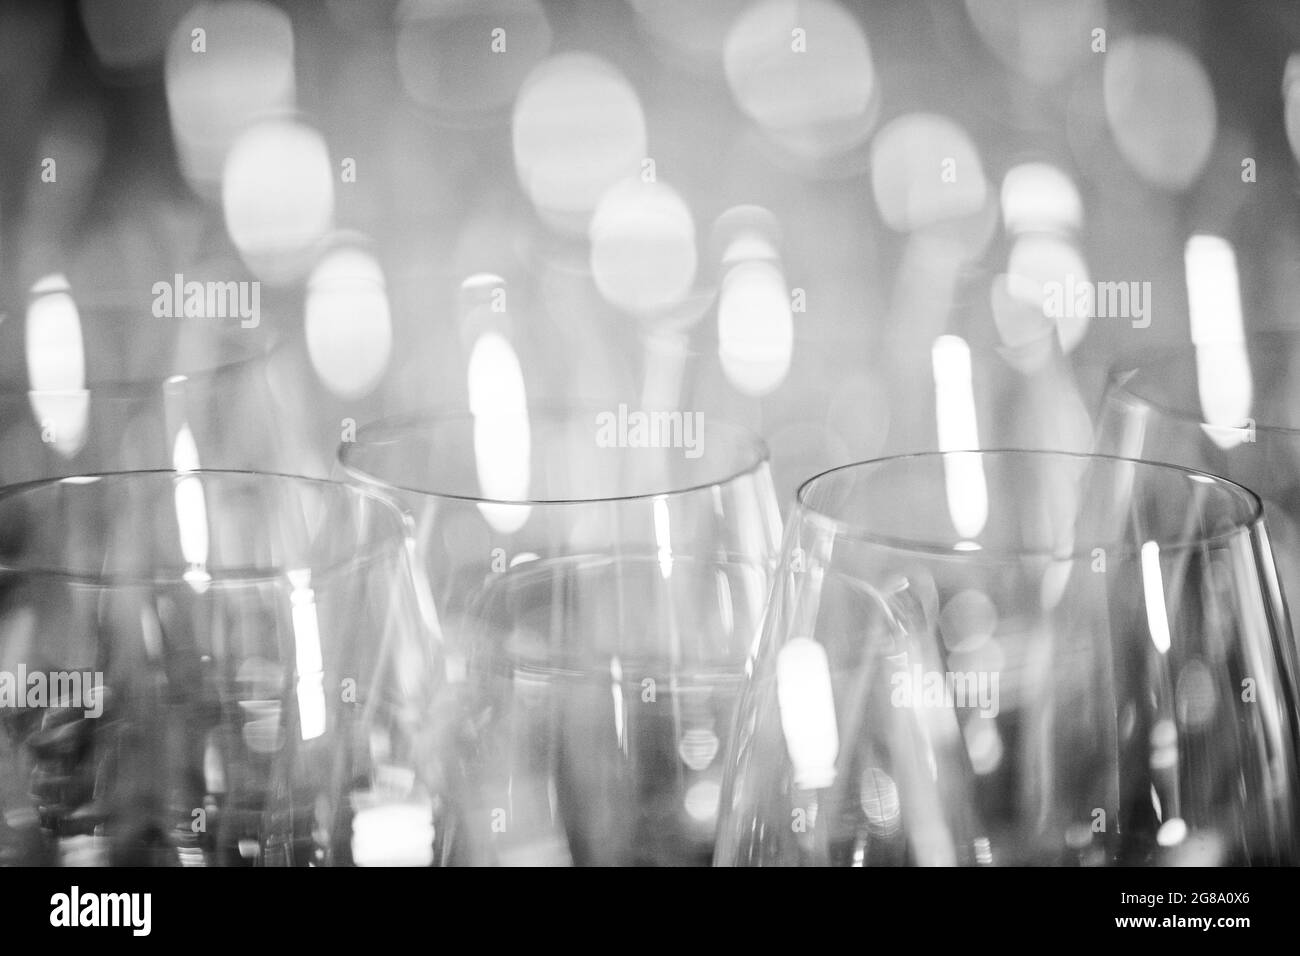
0 0 1297 503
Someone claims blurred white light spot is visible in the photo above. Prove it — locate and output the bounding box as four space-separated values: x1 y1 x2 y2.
467 332 531 532
1001 163 1082 235
165 1 296 186
173 424 200 473
203 733 226 794
609 655 626 746
871 113 987 231
175 469 210 595
1150 718 1177 751
306 247 392 398
684 780 721 823
858 767 900 835
174 428 208 594
714 205 782 266
964 720 1003 776
1185 235 1251 450
351 801 436 866
718 260 793 396
1157 817 1188 847
1186 238 1244 343
25 279 84 394
653 496 673 579
590 179 697 315
678 727 720 771
1065 822 1094 849
939 589 998 653
724 0 877 158
512 53 646 232
239 700 285 754
290 572 327 741
932 336 987 540
222 119 334 282
1284 54 1300 167
26 280 88 459
776 637 838 790
59 834 109 868
714 568 735 639
1103 36 1216 190
1141 542 1172 655
467 331 525 422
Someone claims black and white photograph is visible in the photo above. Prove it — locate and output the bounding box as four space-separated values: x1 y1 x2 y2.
0 0 1295 937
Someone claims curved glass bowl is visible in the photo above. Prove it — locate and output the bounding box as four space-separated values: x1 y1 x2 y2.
0 470 443 867
715 450 1300 867
1098 332 1300 623
340 404 783 865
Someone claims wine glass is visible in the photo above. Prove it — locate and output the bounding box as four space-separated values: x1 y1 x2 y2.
1097 332 1300 631
715 450 1300 866
0 470 444 866
340 404 783 865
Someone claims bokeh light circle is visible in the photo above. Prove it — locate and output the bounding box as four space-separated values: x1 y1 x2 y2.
724 0 877 158
305 245 392 399
512 53 647 232
222 119 335 282
870 113 988 232
590 179 697 316
1103 36 1216 190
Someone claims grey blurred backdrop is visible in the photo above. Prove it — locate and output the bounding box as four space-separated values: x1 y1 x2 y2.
0 0 1296 503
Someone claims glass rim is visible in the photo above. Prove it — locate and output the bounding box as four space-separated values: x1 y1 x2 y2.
1107 336 1300 439
794 448 1265 560
0 468 411 587
338 404 772 506
0 298 285 395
